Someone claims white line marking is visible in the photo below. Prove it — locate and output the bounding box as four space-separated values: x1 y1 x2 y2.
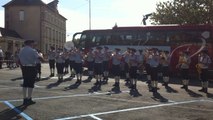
89 115 103 120
55 99 203 120
0 90 130 103
3 101 33 120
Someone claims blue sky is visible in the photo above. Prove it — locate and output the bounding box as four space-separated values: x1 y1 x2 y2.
0 0 169 40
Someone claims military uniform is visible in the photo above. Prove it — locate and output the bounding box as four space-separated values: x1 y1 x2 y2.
86 48 94 79
198 50 212 93
19 40 41 105
129 48 139 89
94 47 103 85
74 48 84 84
160 51 170 86
55 49 65 82
177 51 191 90
48 47 56 77
112 48 122 87
102 46 111 83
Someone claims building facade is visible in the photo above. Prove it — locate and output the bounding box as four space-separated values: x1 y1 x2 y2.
3 0 66 54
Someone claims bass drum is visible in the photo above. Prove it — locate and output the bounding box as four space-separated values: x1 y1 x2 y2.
64 41 74 51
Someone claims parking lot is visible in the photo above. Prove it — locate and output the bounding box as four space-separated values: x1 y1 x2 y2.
0 63 213 120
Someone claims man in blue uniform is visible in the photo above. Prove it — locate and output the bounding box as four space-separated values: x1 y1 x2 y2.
19 40 43 105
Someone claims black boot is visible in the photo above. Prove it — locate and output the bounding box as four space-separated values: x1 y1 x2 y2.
198 87 205 92
28 98 36 105
23 98 28 105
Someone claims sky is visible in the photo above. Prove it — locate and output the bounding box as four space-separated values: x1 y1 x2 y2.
0 0 169 40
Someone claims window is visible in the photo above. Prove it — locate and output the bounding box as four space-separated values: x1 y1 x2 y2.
19 10 25 21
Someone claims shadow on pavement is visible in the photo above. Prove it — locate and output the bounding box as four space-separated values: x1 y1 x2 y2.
64 82 81 91
88 84 101 93
130 89 142 97
152 92 169 103
0 105 27 120
11 77 23 81
186 89 203 98
165 85 178 93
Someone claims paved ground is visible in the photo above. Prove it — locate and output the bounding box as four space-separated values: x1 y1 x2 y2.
0 63 213 120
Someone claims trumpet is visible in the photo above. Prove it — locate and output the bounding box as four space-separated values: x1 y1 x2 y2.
196 63 202 74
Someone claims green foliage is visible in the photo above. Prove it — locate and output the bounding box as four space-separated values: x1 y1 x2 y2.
151 0 213 25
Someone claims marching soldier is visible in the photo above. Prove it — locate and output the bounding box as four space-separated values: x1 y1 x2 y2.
94 46 104 85
74 48 84 84
102 46 112 83
85 48 95 79
160 51 170 87
148 48 160 93
111 48 122 87
47 46 56 77
69 48 76 77
55 48 65 82
144 49 152 84
197 50 212 93
19 40 44 105
137 49 144 79
176 51 191 90
129 48 139 89
35 49 43 80
64 50 70 74
123 48 131 84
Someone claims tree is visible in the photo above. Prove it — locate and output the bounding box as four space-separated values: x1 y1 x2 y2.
150 0 213 25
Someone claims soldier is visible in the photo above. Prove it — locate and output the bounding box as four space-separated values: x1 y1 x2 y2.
123 48 131 84
144 49 152 84
176 51 191 90
111 48 122 87
19 40 43 105
0 46 4 69
64 50 70 74
35 49 43 80
148 48 160 93
74 48 84 84
137 49 144 79
129 48 139 89
55 48 65 82
94 46 103 85
160 51 170 87
197 50 212 93
102 46 112 83
47 46 56 77
69 48 76 77
85 48 94 79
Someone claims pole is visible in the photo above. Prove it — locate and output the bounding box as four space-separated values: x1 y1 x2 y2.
89 0 91 30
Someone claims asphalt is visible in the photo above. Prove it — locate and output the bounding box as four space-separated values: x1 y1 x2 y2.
0 63 213 120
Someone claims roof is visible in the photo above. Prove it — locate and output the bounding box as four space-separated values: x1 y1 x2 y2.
2 0 66 20
0 27 23 39
2 0 45 7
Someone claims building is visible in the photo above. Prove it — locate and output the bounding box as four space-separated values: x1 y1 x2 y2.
2 0 67 54
0 27 24 55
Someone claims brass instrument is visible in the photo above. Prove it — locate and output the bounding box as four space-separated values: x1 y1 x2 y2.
196 63 202 74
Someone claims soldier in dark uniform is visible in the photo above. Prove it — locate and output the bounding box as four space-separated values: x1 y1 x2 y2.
111 48 122 87
160 51 170 87
102 46 111 83
123 48 131 84
64 50 70 74
148 48 160 93
94 46 103 85
55 48 65 82
74 48 84 84
47 46 56 77
129 48 139 89
85 48 94 79
176 51 191 90
19 40 43 105
197 50 212 93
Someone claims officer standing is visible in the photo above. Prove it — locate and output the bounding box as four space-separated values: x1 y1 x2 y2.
197 50 212 93
94 46 103 85
111 48 122 87
160 51 170 87
102 46 111 83
19 40 43 105
85 48 94 79
74 48 84 84
0 46 4 69
129 48 139 90
176 51 191 90
55 48 65 82
47 46 56 77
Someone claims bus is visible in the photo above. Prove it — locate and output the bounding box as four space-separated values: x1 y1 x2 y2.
72 24 213 77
